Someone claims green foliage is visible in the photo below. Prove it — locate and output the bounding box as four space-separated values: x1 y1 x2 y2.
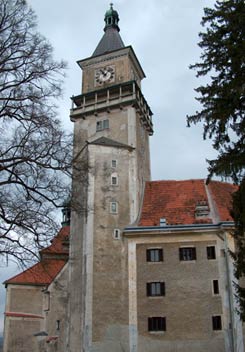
231 178 245 318
187 0 245 183
188 0 245 317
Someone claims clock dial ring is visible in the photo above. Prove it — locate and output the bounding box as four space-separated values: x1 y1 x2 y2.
95 66 115 85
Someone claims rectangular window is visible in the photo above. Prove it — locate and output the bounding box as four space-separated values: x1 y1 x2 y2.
147 282 165 297
111 176 118 185
207 246 216 260
146 248 163 262
111 159 117 168
179 247 196 261
56 320 60 331
148 317 166 332
110 202 118 214
212 315 222 330
213 280 219 295
96 119 109 131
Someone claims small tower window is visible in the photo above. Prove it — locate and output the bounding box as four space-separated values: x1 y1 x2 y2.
111 159 117 168
213 280 219 295
111 173 118 185
110 201 118 214
113 229 121 240
96 119 109 132
56 320 60 331
212 316 222 330
111 176 118 185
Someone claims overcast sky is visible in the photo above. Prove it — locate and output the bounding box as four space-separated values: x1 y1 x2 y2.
0 0 218 335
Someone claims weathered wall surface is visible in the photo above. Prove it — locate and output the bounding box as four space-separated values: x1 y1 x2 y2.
45 264 69 351
3 285 44 352
124 231 238 352
137 241 223 344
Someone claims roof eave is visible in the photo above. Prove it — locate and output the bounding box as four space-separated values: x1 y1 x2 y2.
123 221 234 237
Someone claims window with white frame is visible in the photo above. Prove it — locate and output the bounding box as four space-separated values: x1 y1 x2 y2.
96 119 109 132
111 173 118 185
111 159 117 168
113 229 121 240
110 201 118 214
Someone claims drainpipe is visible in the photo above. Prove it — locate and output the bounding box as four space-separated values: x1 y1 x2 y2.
223 232 236 352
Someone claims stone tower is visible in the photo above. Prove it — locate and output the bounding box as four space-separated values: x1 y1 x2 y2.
67 5 153 351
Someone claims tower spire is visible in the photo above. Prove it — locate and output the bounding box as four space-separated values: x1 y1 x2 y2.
92 4 124 57
104 3 120 32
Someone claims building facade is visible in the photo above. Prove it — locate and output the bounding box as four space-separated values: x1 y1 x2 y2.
3 5 244 352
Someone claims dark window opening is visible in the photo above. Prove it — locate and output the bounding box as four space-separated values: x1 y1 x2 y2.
179 247 196 261
148 317 166 332
111 159 117 168
56 320 60 331
146 249 163 262
207 246 216 260
212 316 222 330
213 280 219 294
147 282 165 297
111 176 118 185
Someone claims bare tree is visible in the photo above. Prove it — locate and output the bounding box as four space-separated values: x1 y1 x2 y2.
0 0 72 264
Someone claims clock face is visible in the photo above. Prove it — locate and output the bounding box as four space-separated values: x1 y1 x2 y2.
95 66 115 86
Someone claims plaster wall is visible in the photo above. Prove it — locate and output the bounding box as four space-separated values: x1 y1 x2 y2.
4 318 40 352
8 285 43 314
3 284 44 352
45 264 69 351
91 145 130 345
126 232 241 352
66 118 89 351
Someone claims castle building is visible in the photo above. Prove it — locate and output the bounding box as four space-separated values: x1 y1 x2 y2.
3 5 244 352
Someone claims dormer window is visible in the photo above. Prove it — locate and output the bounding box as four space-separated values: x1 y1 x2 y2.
195 200 209 218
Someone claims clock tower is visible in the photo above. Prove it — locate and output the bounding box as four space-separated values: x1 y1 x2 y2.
67 5 153 351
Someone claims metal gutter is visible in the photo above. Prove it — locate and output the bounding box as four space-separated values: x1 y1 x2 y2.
124 221 234 235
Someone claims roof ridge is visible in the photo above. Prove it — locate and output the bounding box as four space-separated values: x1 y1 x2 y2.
89 136 133 149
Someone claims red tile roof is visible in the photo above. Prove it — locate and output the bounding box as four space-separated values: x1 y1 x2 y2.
41 226 70 255
208 181 237 222
5 226 70 286
139 179 236 227
5 259 67 285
